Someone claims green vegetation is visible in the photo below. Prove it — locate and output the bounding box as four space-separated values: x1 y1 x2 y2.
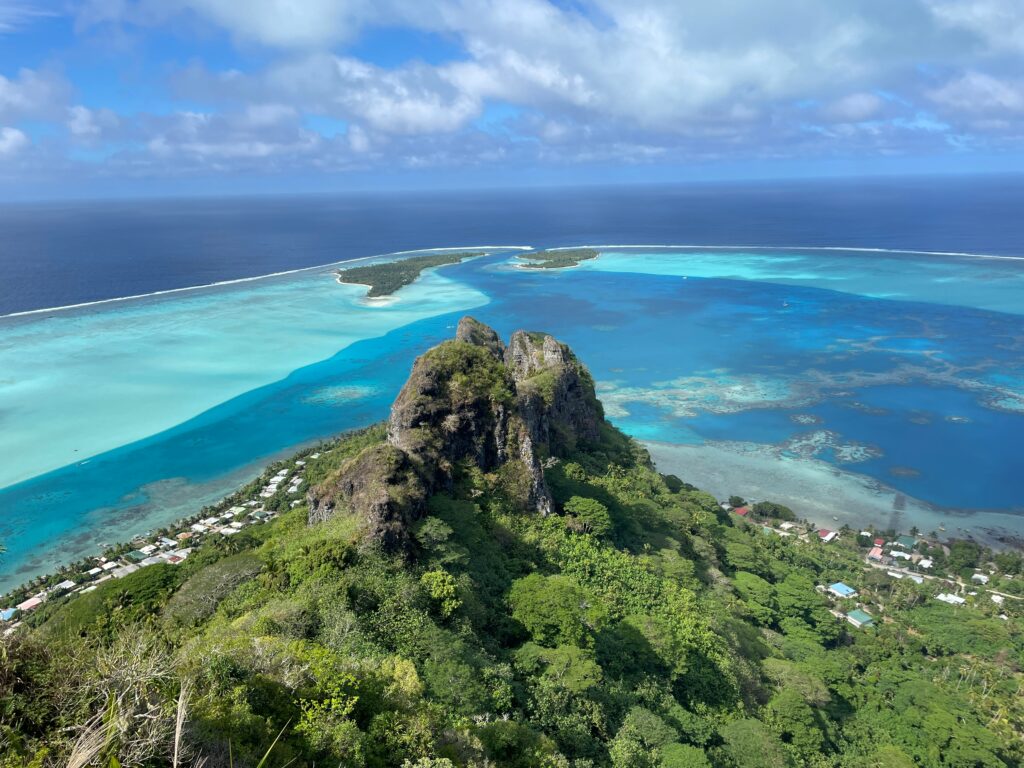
518 248 600 269
2 406 1023 766
337 252 484 297
751 501 796 522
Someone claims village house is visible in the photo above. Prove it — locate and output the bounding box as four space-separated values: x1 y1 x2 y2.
828 582 858 599
16 596 43 612
50 579 76 594
846 609 874 628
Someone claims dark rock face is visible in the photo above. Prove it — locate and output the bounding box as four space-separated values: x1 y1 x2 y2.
454 316 505 360
308 318 603 550
505 330 603 457
307 444 427 551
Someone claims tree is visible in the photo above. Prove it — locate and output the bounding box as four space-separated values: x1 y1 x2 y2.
733 571 777 626
509 574 605 647
947 540 982 572
563 496 613 537
609 707 679 768
752 501 796 522
660 743 713 768
764 688 827 759
420 569 461 618
717 719 790 768
994 550 1023 574
515 643 602 693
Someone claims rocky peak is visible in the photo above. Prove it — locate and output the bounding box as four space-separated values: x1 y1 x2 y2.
455 315 505 360
308 318 604 551
504 330 569 379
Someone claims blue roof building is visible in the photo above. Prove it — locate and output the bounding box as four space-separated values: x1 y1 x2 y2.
0 607 17 622
828 582 858 598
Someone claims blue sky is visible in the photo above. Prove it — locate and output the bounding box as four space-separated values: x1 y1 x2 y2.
0 0 1023 197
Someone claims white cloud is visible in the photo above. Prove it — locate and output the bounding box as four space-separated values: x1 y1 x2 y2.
78 0 441 48
68 105 121 138
24 0 1024 182
929 72 1024 114
0 2 51 34
823 93 885 122
347 124 370 153
0 125 27 155
179 0 373 48
0 68 71 122
140 108 322 164
924 0 1024 53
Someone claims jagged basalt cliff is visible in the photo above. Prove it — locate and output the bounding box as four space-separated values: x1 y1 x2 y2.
308 317 605 550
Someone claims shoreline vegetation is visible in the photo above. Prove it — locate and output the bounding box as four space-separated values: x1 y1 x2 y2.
517 247 600 269
1 323 1022 767
336 251 485 297
3 425 1018 617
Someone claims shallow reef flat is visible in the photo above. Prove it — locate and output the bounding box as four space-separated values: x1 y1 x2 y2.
577 247 1024 315
0 267 488 489
644 439 1024 548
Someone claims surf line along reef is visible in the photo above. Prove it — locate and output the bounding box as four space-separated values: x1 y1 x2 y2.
1 317 1021 767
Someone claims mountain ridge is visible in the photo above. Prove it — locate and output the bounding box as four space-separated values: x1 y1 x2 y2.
308 317 606 551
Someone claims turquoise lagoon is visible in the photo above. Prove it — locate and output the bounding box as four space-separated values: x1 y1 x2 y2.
2 246 1024 589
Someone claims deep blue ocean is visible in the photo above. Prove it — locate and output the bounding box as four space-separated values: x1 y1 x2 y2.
3 175 1023 315
1 175 1023 590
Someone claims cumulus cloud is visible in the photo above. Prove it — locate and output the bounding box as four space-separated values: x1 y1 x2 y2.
3 0 1021 186
924 0 1024 54
929 72 1024 114
67 105 121 139
139 108 323 166
0 125 27 155
823 93 885 123
0 68 71 122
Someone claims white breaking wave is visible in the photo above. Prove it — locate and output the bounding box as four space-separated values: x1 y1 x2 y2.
6 241 1021 320
0 245 533 320
543 244 1024 261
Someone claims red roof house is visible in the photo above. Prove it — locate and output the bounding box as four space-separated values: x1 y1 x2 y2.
818 529 838 543
734 506 750 517
874 537 884 547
